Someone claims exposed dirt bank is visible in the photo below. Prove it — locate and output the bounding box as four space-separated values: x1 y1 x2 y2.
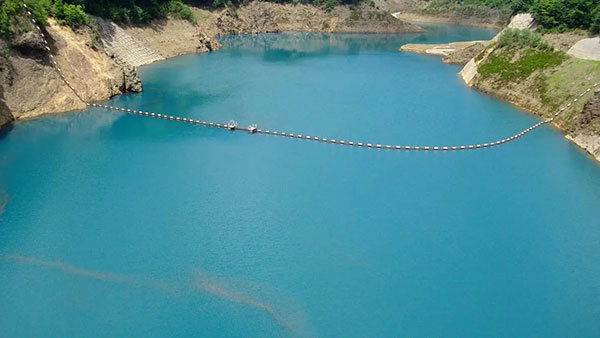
0 18 141 126
214 2 423 35
457 15 600 162
399 40 488 65
0 2 423 128
392 11 506 29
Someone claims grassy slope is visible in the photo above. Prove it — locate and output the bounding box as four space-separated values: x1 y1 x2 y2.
410 0 511 26
541 58 600 130
472 37 600 135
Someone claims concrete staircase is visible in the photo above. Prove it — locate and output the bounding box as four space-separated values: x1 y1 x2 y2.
95 18 164 67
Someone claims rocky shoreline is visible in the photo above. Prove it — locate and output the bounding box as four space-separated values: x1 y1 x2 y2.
2 3 599 164
0 2 424 128
399 13 600 163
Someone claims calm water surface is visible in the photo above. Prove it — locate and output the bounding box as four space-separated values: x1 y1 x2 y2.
1 25 600 337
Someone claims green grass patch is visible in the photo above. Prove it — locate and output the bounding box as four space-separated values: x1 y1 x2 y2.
193 9 213 22
497 28 553 51
348 5 360 21
539 58 600 125
168 0 196 24
478 48 567 83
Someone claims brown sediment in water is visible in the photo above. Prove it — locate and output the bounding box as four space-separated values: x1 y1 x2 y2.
1 254 177 294
2 254 307 334
0 189 8 216
197 282 295 333
0 199 6 215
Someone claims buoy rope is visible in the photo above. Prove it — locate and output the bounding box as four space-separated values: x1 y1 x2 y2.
22 3 599 152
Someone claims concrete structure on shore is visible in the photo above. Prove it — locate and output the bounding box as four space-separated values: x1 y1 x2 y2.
567 37 600 61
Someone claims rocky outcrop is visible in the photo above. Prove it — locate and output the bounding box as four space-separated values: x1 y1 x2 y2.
504 13 535 30
198 33 221 53
215 2 424 35
10 31 46 57
111 56 143 93
116 18 221 64
0 19 142 126
1 2 417 129
569 91 600 163
0 40 14 126
399 40 488 65
572 90 600 132
454 13 600 162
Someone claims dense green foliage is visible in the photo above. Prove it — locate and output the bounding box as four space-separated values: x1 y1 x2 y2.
169 0 195 22
479 30 567 84
59 0 196 25
1 0 51 36
531 0 600 33
422 0 600 33
0 0 197 37
497 28 553 50
53 0 89 27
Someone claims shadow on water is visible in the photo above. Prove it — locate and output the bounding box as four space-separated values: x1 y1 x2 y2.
219 32 427 62
0 123 14 141
1 254 313 336
217 28 497 62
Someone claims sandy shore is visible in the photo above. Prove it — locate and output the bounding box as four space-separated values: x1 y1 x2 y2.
400 40 488 56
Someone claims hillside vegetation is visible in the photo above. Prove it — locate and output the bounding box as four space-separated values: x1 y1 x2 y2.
416 0 600 33
473 28 600 137
0 0 197 37
1 0 374 37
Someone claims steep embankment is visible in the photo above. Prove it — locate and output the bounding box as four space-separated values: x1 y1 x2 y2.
211 2 423 35
0 18 141 126
387 0 509 29
458 15 600 161
0 2 423 128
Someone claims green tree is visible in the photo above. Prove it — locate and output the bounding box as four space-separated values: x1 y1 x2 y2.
591 5 600 34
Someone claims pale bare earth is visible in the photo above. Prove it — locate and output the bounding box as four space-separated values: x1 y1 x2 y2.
96 3 423 69
122 18 221 61
542 31 588 52
400 40 488 55
374 0 421 12
219 2 424 34
567 37 600 61
96 18 165 67
505 13 535 30
392 12 504 29
567 134 600 160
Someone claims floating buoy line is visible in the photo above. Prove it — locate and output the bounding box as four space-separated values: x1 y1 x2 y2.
23 3 599 152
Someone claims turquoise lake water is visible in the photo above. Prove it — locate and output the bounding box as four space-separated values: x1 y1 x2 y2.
1 24 600 337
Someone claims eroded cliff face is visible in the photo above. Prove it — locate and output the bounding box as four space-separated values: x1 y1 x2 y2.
215 2 424 35
568 91 600 159
0 18 142 126
0 2 423 129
